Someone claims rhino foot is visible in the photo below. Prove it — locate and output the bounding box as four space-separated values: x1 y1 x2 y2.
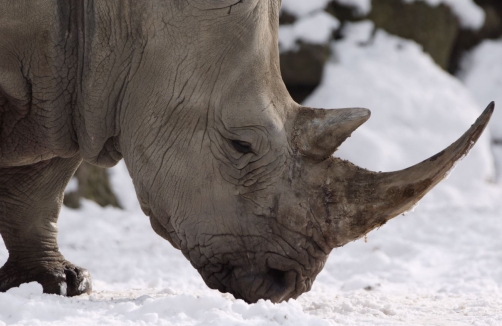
0 258 92 296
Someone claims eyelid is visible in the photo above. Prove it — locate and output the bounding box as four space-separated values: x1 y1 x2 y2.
230 139 254 154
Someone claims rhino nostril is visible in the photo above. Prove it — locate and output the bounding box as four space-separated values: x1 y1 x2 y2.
266 268 287 289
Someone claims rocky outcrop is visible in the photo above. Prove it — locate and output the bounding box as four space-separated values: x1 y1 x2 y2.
367 0 459 70
449 0 502 72
279 0 502 102
64 162 121 209
280 42 331 103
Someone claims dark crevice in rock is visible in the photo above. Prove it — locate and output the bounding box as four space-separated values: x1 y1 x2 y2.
279 10 297 25
284 84 320 104
325 1 366 22
280 43 331 103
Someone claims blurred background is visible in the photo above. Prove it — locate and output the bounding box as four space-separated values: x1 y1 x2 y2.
65 0 502 210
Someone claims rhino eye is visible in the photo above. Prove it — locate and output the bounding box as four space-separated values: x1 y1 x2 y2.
230 140 253 154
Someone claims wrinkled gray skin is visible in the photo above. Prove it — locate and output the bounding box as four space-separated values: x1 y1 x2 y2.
0 0 494 303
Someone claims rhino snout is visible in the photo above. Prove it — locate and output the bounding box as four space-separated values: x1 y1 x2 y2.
196 252 320 304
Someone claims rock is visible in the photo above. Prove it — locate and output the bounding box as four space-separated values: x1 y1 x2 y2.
279 10 297 25
280 42 331 103
64 162 121 209
449 0 502 73
367 0 460 70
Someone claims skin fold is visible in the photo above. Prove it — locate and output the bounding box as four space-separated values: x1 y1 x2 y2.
0 0 493 303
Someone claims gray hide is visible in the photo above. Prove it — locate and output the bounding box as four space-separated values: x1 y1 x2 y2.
0 0 494 303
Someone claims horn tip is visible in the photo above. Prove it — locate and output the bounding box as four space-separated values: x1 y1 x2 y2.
486 101 495 113
352 107 371 121
477 102 495 126
356 107 371 115
362 108 371 118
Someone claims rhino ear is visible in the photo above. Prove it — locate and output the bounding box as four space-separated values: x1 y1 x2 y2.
292 107 371 161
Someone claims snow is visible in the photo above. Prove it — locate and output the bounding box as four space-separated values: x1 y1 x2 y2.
459 37 502 182
305 21 496 206
280 0 331 17
279 11 340 52
404 0 485 30
65 177 79 193
460 38 502 141
1 165 502 324
2 16 502 326
494 146 502 183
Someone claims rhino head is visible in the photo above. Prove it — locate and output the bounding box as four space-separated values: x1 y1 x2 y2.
100 0 494 303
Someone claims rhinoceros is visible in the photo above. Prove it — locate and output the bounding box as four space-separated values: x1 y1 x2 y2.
0 0 494 303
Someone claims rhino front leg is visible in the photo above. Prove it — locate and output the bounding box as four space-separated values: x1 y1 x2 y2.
0 155 92 296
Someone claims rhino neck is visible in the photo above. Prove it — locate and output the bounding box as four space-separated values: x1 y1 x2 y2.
72 0 153 167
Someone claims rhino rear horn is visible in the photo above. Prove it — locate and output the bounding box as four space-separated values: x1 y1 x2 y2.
292 107 370 161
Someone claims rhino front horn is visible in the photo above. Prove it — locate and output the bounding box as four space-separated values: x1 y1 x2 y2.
300 102 495 249
292 106 371 161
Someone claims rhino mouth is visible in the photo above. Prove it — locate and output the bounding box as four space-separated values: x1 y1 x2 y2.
197 252 320 303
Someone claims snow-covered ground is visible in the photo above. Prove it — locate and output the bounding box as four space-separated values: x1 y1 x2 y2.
460 38 502 142
2 8 502 326
460 37 502 184
2 158 502 325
